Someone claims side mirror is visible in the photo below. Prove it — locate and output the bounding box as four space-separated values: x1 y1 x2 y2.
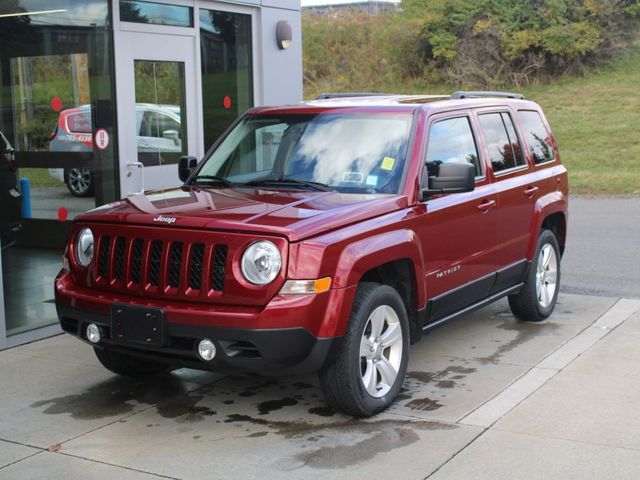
162 129 180 146
178 156 198 182
421 162 475 200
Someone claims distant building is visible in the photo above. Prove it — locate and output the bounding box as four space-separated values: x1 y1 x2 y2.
304 1 400 15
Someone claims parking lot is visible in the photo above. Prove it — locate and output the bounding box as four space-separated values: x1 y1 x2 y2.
2 293 640 479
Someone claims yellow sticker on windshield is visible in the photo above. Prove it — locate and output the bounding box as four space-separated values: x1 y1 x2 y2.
381 157 396 170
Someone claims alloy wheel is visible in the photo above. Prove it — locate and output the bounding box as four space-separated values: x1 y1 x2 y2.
536 243 558 308
68 168 91 195
359 305 403 398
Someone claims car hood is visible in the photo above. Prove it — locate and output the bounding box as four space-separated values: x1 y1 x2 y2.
77 186 408 242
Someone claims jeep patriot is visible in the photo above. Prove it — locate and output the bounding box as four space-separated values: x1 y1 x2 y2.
55 91 568 416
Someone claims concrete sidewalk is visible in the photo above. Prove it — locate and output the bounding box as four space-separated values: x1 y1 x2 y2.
1 293 639 479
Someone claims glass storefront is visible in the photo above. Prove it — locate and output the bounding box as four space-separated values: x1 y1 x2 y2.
0 0 118 339
0 0 282 348
200 8 253 148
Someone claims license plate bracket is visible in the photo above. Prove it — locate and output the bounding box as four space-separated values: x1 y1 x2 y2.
111 304 165 347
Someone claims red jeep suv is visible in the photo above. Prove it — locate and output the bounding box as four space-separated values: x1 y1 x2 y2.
55 91 568 417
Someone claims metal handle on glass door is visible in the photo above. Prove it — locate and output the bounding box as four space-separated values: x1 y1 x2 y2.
127 162 144 195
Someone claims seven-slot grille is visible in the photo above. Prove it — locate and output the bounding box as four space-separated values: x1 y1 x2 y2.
95 234 228 295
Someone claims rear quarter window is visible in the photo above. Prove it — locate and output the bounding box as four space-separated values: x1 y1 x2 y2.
518 110 555 164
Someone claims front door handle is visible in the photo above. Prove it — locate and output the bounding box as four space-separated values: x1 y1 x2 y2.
477 199 496 212
523 186 539 198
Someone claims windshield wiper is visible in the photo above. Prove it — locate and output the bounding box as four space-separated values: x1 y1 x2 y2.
244 178 333 192
189 175 233 188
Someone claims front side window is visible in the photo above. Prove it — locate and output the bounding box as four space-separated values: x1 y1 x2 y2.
518 110 555 164
478 112 525 173
196 113 414 194
425 117 481 178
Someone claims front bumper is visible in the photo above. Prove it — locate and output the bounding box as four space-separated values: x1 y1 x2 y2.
57 304 340 374
55 271 355 374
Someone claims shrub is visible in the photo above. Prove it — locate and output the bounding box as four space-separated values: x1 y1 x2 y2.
302 0 640 91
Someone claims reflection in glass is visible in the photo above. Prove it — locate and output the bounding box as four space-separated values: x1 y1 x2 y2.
200 9 253 148
426 117 481 177
518 111 555 164
120 1 193 28
198 113 413 194
0 0 117 340
134 60 187 166
478 113 524 172
0 0 108 27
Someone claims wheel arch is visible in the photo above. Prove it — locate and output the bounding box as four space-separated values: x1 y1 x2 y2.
527 192 567 259
333 230 425 342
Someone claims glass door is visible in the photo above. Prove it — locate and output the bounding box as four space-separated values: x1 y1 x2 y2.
115 31 199 196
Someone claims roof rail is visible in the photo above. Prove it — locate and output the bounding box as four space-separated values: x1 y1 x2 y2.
315 92 389 100
451 91 525 100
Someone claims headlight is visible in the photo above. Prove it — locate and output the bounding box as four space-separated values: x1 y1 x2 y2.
75 228 94 267
241 240 282 285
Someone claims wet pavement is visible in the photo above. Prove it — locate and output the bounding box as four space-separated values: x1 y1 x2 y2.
1 293 640 479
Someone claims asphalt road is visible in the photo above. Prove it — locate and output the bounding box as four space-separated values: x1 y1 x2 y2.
561 196 640 299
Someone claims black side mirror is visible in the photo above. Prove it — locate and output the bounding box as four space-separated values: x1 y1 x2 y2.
178 156 198 182
421 162 475 200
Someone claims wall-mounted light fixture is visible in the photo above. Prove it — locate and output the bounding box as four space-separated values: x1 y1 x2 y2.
276 20 292 50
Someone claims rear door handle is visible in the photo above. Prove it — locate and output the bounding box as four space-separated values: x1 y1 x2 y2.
523 186 539 197
477 199 496 212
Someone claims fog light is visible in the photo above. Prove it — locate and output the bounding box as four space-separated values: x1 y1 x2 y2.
86 323 101 344
197 338 216 361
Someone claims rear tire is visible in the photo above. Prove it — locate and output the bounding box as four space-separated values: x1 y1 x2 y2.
319 282 409 417
509 229 561 322
94 347 169 378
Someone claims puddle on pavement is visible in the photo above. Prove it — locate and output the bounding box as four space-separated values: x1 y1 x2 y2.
400 365 478 412
220 413 457 469
30 375 190 420
477 317 562 364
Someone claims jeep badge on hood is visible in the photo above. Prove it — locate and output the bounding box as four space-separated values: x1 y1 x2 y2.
153 215 176 224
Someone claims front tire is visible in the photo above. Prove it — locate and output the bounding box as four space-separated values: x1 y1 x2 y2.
94 347 169 378
509 229 561 322
319 282 409 417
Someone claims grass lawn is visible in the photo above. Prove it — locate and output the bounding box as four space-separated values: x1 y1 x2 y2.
304 47 640 196
19 168 64 188
522 48 640 195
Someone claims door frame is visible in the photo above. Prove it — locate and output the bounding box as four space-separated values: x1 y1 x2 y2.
114 29 200 196
112 0 261 198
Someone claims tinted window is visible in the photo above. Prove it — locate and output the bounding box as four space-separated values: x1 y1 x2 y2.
425 117 481 177
478 112 525 173
518 110 555 164
120 1 194 27
200 9 253 148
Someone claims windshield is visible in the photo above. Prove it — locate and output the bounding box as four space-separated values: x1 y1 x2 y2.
196 113 414 194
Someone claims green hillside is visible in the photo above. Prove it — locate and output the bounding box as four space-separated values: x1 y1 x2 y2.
304 47 640 196
523 48 640 195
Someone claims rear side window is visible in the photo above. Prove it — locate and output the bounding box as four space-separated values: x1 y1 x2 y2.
425 117 481 177
478 112 525 173
66 111 92 134
518 110 555 164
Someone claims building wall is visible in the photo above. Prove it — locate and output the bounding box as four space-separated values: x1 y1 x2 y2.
259 3 303 106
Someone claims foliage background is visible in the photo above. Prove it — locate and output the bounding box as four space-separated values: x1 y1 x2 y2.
303 0 640 93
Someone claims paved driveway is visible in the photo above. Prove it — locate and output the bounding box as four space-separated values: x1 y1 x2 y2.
562 196 640 298
2 293 640 479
